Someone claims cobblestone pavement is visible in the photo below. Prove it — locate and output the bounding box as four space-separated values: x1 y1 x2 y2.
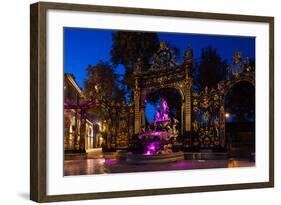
64 152 255 176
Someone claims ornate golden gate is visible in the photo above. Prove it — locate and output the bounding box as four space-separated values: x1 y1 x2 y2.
191 55 255 149
133 45 255 151
133 43 193 136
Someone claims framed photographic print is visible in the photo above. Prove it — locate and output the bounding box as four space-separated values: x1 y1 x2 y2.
30 1 274 202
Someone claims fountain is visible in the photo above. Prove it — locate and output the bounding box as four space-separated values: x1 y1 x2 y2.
126 98 184 164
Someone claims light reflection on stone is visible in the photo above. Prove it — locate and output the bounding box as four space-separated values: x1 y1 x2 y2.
64 158 255 176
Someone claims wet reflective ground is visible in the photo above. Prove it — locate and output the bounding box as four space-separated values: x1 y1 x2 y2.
64 154 255 176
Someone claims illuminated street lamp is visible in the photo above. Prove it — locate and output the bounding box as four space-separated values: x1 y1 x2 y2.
225 112 230 118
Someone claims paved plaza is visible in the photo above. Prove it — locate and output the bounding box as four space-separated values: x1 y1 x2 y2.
64 150 254 176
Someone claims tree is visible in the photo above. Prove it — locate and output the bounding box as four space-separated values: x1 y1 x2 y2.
194 46 228 91
110 31 159 98
225 81 255 122
83 61 125 119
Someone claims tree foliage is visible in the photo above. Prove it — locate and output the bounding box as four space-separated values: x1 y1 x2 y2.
110 31 159 69
194 46 228 91
225 81 255 122
83 61 125 119
110 31 159 96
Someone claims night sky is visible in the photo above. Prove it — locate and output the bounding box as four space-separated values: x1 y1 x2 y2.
64 27 255 87
64 27 255 122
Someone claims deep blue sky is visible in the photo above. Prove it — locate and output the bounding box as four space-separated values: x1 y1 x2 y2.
64 27 255 88
64 27 255 123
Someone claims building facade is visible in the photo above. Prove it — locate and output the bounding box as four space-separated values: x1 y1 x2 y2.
64 74 102 153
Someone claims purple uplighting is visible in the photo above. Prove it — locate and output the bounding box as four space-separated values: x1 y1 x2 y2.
139 97 178 156
155 98 170 123
138 131 170 139
144 141 160 155
172 162 193 168
104 159 118 165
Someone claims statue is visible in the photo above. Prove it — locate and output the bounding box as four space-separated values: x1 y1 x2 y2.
233 51 241 64
155 109 161 123
154 98 170 123
161 99 169 120
183 45 193 64
133 57 142 75
135 97 180 156
227 51 243 77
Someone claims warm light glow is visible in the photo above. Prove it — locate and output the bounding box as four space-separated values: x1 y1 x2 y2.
225 112 230 118
94 85 99 92
95 121 101 126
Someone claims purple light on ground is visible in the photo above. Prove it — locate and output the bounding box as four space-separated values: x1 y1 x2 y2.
104 159 118 165
172 161 193 168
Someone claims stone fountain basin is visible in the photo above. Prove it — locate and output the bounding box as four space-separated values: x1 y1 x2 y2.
126 151 184 164
138 131 170 140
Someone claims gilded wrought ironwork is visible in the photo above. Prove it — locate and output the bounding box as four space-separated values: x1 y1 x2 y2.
134 46 255 150
150 41 178 72
133 43 193 135
191 52 255 149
